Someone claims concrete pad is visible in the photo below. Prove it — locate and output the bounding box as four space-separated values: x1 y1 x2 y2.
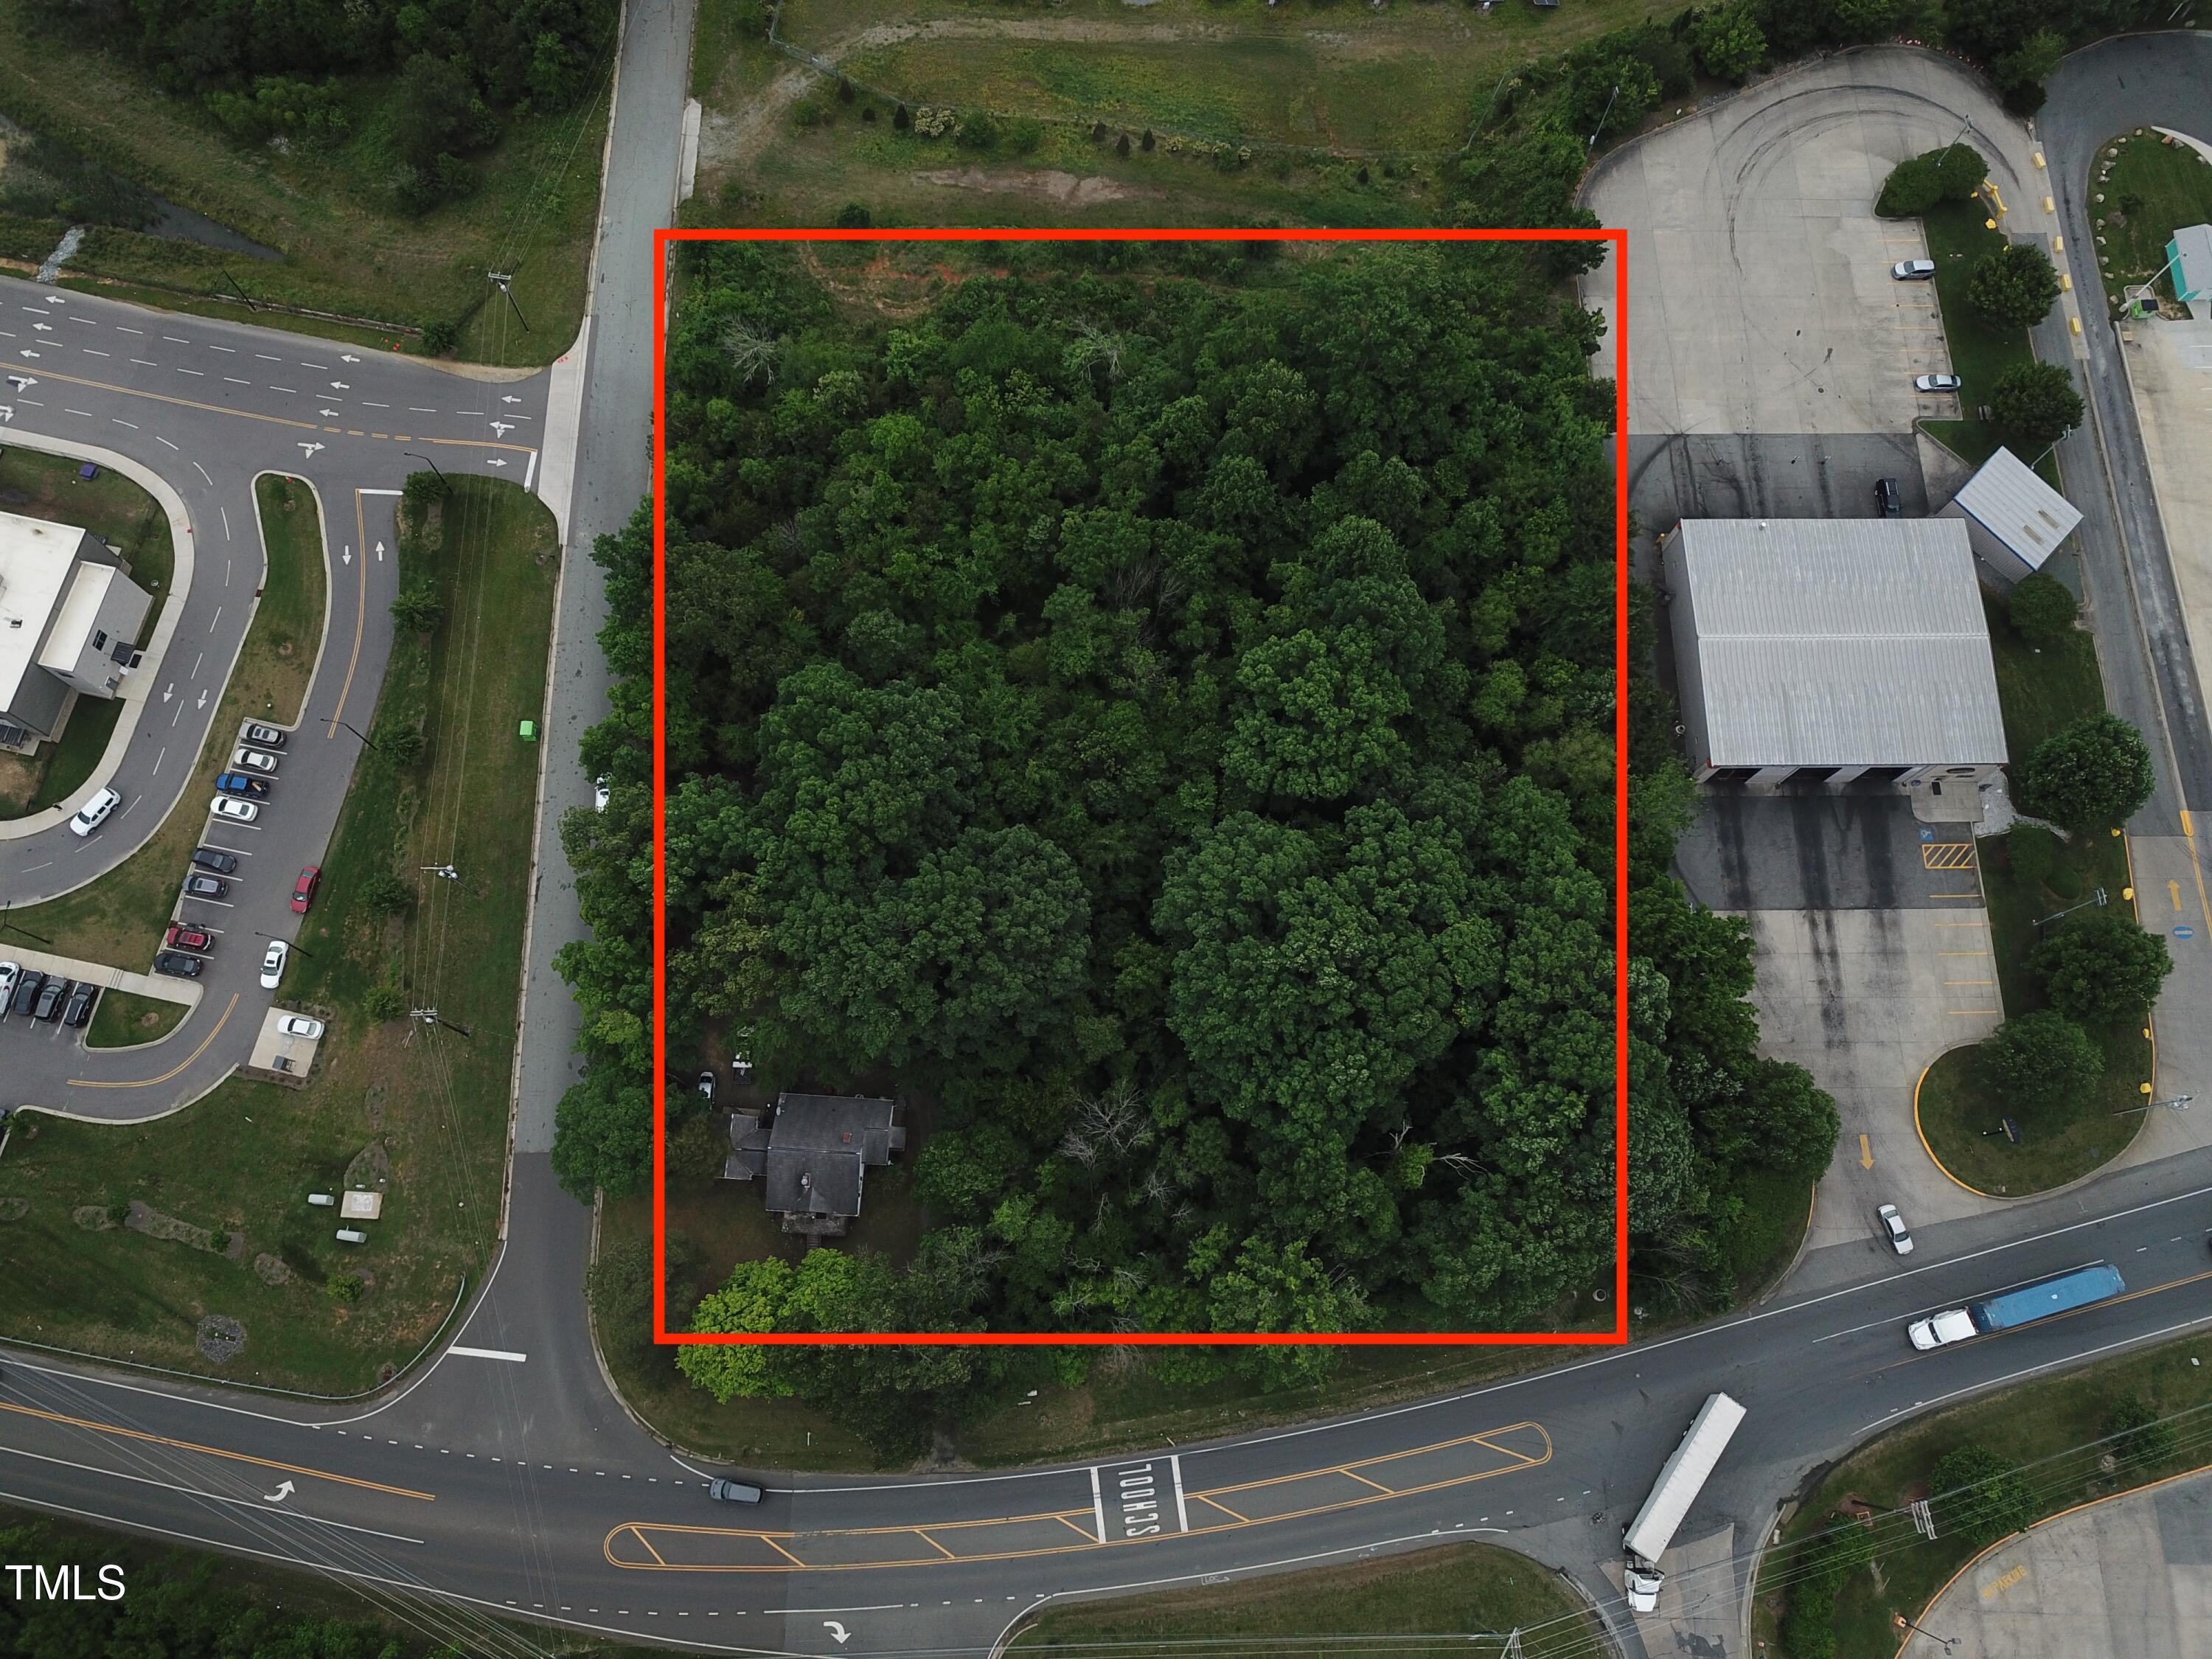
2121 316 2212 773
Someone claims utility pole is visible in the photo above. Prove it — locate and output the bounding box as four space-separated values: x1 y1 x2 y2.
408 1008 472 1039
487 272 531 333
219 268 260 313
2115 1093 2194 1117
420 864 460 882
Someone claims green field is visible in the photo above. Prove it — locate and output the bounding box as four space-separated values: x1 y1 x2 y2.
1757 1335 2212 1658
0 479 554 1391
1913 597 2151 1195
2092 130 2212 306
1919 199 2053 473
83 987 187 1048
1009 1542 1601 1658
0 1 607 364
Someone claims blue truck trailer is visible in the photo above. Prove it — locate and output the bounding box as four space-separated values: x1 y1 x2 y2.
1908 1262 2125 1350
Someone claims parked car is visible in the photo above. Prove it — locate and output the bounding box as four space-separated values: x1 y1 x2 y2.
69 787 121 837
211 797 259 824
182 874 229 901
153 951 204 978
731 1050 754 1086
164 923 215 953
259 939 288 990
10 969 46 1016
239 722 287 749
1915 372 1964 393
1874 476 1902 518
62 983 95 1028
32 978 68 1021
277 1014 325 1040
190 846 240 875
230 746 279 774
0 962 17 1009
214 772 269 798
696 1070 717 1102
291 865 321 914
1877 1203 1915 1256
594 775 611 812
707 1479 763 1504
1892 258 1937 280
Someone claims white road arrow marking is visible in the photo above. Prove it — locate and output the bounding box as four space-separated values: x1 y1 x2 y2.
43 295 63 304
5 375 34 390
822 1623 851 1646
31 321 52 333
342 545 352 566
339 353 361 363
375 540 386 561
329 380 349 390
484 457 507 467
0 407 11 425
489 420 513 437
17 350 37 359
297 442 323 459
501 395 522 404
198 689 209 710
319 408 341 417
161 683 175 703
263 1481 294 1504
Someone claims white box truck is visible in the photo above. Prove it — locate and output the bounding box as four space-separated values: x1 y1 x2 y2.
1623 1392 1746 1613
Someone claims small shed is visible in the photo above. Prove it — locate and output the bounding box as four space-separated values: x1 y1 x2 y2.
1935 446 2083 588
2169 222 2212 317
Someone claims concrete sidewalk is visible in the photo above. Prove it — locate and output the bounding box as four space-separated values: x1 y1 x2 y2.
1905 1463 2212 1658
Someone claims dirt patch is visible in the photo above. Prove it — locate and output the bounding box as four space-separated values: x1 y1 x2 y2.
363 1082 388 1131
195 1315 246 1364
911 167 1139 205
0 1196 27 1222
124 1200 246 1256
72 1205 116 1231
254 1252 292 1287
343 1139 392 1191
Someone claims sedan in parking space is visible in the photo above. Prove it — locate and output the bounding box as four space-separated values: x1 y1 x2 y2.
277 1014 325 1040
191 846 240 874
1915 372 1964 393
0 962 17 1009
231 746 279 774
63 983 96 1028
10 970 46 1016
69 786 121 837
239 722 287 749
32 978 69 1022
1874 476 1902 518
214 772 270 798
291 866 321 914
697 1070 717 1102
183 874 229 901
211 797 259 824
153 951 204 979
708 1479 763 1504
164 924 215 953
1891 258 1937 279
259 939 288 990
1877 1203 1915 1256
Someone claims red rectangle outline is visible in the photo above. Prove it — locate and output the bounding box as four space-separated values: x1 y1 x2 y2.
652 226 1629 1346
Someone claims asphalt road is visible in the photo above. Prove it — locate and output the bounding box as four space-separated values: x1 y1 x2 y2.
0 276 547 1119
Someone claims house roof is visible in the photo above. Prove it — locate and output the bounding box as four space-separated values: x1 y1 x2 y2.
761 1094 903 1218
2173 223 2212 300
1947 446 2081 571
1669 518 2006 769
0 511 86 707
37 563 117 673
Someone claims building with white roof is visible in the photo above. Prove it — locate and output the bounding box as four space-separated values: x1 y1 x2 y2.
1665 517 2006 797
2168 222 2212 319
0 508 151 748
1935 446 2083 588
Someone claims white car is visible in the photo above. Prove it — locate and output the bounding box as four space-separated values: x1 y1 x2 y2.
260 939 288 990
1877 1203 1914 1256
1891 258 1936 279
1915 372 1964 393
277 1013 324 1039
69 786 121 836
594 775 611 811
231 746 279 773
211 796 259 824
0 961 18 1006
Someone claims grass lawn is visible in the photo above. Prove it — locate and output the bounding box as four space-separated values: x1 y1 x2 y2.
1754 1332 2212 1659
1716 1166 1814 1300
1912 595 2152 1194
0 479 554 1391
0 473 324 970
0 6 608 365
1009 1542 1600 1658
2090 130 2212 307
1920 198 2039 467
83 986 187 1048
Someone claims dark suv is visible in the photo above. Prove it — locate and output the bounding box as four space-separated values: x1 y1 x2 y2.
62 983 95 1028
33 978 69 1021
190 846 240 875
9 969 45 1017
153 951 204 979
183 873 229 901
1874 476 1902 517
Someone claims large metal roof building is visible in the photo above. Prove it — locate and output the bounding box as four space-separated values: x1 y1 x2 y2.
1665 517 2006 793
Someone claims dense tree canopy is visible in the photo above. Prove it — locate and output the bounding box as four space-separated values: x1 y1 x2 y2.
2031 911 2173 1026
2017 711 2156 832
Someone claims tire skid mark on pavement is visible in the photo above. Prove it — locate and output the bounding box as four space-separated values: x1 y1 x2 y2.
602 1421 1551 1572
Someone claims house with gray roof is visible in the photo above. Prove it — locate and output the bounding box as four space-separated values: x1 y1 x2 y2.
724 1093 907 1237
1663 517 2006 798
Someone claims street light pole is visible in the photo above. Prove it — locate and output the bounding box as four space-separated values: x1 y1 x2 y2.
401 451 447 484
1893 1613 1958 1653
2115 1094 2194 1117
1934 114 1975 177
0 905 52 947
331 718 380 753
2033 887 2109 931
1587 83 1620 152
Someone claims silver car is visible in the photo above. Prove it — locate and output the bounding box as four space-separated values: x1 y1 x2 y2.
1891 258 1936 280
1915 372 1963 393
1877 1203 1915 1256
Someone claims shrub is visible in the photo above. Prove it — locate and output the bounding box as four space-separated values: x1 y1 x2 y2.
2030 911 2173 1026
668 1111 731 1182
380 725 426 766
327 1272 364 1304
1968 243 2062 332
364 983 408 1022
1992 361 2086 447
1141 128 1155 153
1691 3 1767 83
391 579 444 634
834 202 871 229
402 469 451 512
792 98 824 129
361 871 413 916
1994 29 2066 116
1560 53 1660 145
835 78 855 105
2006 823 2060 891
2017 712 2156 832
1980 1009 2101 1119
1116 133 1131 159
209 1229 231 1253
861 105 876 123
892 103 911 131
2106 1395 2181 1470
956 110 999 151
1930 1443 2034 1546
2007 572 2078 647
1875 155 1942 217
418 319 459 357
1003 116 1044 156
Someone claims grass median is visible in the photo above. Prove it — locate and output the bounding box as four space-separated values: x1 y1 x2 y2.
0 473 324 970
1917 199 2056 479
83 987 187 1049
2091 129 2212 307
0 477 554 1391
1756 1332 2212 1659
1009 1543 1601 1658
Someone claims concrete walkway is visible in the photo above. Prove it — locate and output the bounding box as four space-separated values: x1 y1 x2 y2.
1905 1464 2212 1658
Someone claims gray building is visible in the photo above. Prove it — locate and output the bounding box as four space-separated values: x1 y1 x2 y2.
0 509 152 749
1935 446 2082 588
1665 518 2006 796
724 1093 906 1237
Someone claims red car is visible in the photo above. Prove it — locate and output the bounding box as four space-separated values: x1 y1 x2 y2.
164 923 214 953
291 865 321 914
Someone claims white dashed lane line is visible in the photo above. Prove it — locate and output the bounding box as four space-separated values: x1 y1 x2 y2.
130 358 155 366
116 327 141 335
83 349 108 357
271 385 296 393
192 462 213 487
223 378 250 386
256 353 282 362
156 436 178 451
177 368 204 376
407 407 435 413
209 344 234 353
162 335 189 344
63 408 91 417
111 420 136 431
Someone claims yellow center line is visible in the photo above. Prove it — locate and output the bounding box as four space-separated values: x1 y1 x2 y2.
1340 1469 1397 1495
1054 1514 1095 1541
915 1531 959 1561
326 490 370 734
69 993 237 1088
761 1534 806 1568
0 1398 433 1501
634 1528 669 1567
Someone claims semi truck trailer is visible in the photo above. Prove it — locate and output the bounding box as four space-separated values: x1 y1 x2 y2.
1907 1262 2125 1351
1622 1392 1746 1613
